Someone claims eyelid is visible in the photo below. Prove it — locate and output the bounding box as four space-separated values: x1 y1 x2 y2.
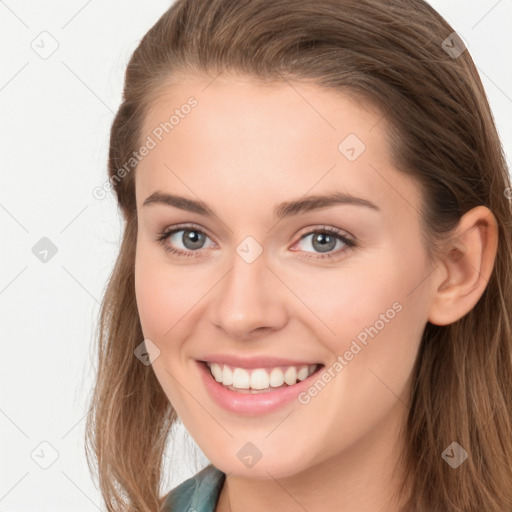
155 222 217 254
159 223 354 243
295 224 354 242
289 225 356 259
156 222 356 260
159 222 217 244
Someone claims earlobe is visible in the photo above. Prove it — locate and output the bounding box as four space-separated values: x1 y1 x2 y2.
428 206 499 326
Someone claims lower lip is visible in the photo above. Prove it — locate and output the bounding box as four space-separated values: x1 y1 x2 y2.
197 360 323 416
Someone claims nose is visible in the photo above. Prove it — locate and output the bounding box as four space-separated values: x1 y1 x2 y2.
208 246 288 340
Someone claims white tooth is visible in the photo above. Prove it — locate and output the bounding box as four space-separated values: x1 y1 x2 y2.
297 365 310 381
284 366 297 385
232 368 251 389
222 365 233 386
269 367 285 387
211 363 223 382
250 368 270 390
309 364 317 374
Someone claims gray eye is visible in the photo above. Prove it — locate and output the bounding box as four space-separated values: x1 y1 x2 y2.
172 229 208 250
299 232 343 254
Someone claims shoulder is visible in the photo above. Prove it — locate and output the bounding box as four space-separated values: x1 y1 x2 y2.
160 464 226 512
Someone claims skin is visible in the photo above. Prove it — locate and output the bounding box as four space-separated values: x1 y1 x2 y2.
133 73 498 512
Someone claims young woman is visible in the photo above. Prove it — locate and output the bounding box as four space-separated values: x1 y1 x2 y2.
85 1 512 511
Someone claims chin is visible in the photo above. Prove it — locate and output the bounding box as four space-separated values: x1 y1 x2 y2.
208 449 314 480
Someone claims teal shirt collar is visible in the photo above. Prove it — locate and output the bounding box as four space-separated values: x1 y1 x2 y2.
160 464 226 512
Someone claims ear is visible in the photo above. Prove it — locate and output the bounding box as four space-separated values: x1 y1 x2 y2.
428 205 499 326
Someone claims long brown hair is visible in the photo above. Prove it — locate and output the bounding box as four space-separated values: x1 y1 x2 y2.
85 1 512 510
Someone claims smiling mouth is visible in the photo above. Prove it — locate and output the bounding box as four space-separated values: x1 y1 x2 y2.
202 361 324 394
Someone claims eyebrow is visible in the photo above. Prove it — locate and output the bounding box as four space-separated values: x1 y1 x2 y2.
142 190 381 221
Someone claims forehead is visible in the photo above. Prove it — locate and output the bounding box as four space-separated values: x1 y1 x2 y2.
141 74 382 155
136 74 421 220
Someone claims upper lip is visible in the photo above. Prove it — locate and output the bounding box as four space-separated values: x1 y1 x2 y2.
198 354 323 369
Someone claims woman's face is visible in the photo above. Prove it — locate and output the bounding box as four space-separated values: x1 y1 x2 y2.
134 74 437 478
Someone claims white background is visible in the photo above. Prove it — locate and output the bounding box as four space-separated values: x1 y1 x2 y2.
1 1 511 510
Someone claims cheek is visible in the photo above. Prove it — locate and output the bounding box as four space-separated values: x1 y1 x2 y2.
134 240 219 357
281 258 408 346
322 248 428 414
286 245 427 384
134 242 189 344
134 244 197 406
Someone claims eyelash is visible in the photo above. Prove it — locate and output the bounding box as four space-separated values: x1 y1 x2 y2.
155 223 356 261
